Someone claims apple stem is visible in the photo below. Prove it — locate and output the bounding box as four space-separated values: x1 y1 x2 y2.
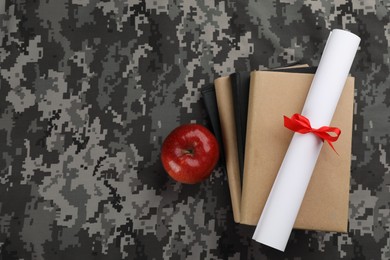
182 148 194 155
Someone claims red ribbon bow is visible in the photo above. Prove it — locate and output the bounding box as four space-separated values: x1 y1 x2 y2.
284 113 341 154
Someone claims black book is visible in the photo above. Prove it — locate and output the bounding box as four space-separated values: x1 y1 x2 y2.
201 85 226 169
230 72 250 178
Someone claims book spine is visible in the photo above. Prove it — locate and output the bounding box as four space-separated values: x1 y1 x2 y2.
240 71 258 224
214 76 242 223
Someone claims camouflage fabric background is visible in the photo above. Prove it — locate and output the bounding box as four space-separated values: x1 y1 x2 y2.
0 0 389 259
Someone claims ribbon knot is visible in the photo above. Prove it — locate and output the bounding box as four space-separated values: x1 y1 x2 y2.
283 113 341 154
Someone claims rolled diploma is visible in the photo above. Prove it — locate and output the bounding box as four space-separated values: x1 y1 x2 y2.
252 29 360 251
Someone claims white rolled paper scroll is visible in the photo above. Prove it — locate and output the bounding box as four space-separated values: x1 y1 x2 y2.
252 29 360 251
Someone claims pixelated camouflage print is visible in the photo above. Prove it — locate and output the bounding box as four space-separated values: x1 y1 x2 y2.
0 0 389 259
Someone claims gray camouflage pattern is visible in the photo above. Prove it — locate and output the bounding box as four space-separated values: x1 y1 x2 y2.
0 0 389 259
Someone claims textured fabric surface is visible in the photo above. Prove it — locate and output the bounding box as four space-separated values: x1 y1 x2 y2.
0 1 389 259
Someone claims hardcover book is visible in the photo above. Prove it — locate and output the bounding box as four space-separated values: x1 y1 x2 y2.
240 71 354 232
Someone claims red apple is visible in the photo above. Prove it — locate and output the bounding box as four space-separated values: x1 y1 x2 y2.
161 124 220 184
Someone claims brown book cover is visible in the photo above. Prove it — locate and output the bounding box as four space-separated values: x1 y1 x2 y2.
240 71 354 232
214 76 242 223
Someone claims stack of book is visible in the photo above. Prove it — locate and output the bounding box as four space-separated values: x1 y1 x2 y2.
202 65 354 232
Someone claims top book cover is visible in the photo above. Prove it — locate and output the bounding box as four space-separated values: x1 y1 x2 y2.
240 71 354 232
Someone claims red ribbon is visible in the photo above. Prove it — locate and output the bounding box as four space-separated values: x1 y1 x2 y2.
284 113 341 154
